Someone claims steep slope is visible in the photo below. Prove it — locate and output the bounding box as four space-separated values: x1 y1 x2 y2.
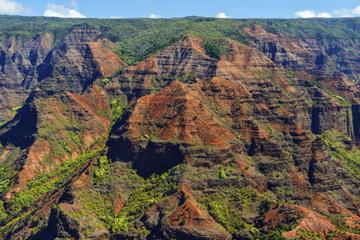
245 24 360 81
114 35 217 97
0 26 123 202
106 37 360 239
0 33 54 123
0 18 360 240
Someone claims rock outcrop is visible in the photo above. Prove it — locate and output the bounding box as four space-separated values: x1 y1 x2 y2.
1 18 360 240
0 26 124 196
0 33 53 123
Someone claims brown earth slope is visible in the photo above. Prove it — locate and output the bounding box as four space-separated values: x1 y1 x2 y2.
0 22 360 240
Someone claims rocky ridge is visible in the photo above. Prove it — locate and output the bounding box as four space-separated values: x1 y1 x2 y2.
0 19 359 240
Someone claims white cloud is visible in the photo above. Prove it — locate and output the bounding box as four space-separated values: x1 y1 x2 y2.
43 3 85 18
149 13 161 18
109 16 123 19
295 5 360 18
0 0 25 14
295 10 332 18
215 12 229 18
334 5 360 17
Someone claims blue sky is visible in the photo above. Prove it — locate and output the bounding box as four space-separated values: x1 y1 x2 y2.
1 0 360 19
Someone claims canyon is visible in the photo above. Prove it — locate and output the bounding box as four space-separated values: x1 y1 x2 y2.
0 16 359 239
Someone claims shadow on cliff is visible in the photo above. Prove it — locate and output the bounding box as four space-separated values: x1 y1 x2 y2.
0 94 37 149
107 110 185 178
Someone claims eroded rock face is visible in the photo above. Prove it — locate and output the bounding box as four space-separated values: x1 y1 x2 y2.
0 27 124 196
108 40 312 176
0 33 54 123
105 35 360 239
116 36 218 97
1 20 360 240
108 80 239 176
245 25 360 81
143 186 231 240
37 28 103 93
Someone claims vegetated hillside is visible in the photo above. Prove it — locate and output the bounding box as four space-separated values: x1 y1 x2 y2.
0 16 359 240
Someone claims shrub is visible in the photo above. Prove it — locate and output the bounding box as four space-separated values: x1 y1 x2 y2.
68 131 82 145
219 166 227 179
61 141 70 153
298 230 322 240
203 37 231 60
0 200 7 224
99 78 110 87
110 95 128 121
93 156 110 181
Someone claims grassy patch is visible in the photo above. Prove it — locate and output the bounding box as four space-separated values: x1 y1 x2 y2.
0 166 15 194
321 130 360 179
199 187 260 235
297 230 322 240
68 131 82 146
9 150 99 215
332 95 351 107
110 95 128 121
0 148 19 195
110 168 179 236
93 156 111 182
78 189 113 220
0 201 7 225
218 166 227 179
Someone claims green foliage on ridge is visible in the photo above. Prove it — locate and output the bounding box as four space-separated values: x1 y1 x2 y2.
110 95 128 121
110 168 179 235
199 186 260 235
321 130 360 178
1 16 359 64
203 37 232 59
9 150 99 215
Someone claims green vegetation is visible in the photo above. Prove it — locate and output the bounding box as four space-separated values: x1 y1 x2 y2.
110 95 128 121
325 213 360 235
284 70 297 79
9 150 99 215
206 196 245 233
61 141 70 153
199 187 259 235
0 166 14 194
65 189 113 233
0 149 18 195
93 156 110 181
332 95 351 107
202 37 231 59
36 100 82 159
218 166 227 179
1 16 359 64
260 231 286 240
297 230 322 240
255 70 276 80
110 168 179 235
0 201 7 224
311 81 352 107
1 16 360 239
68 131 82 146
99 78 110 87
321 130 360 178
